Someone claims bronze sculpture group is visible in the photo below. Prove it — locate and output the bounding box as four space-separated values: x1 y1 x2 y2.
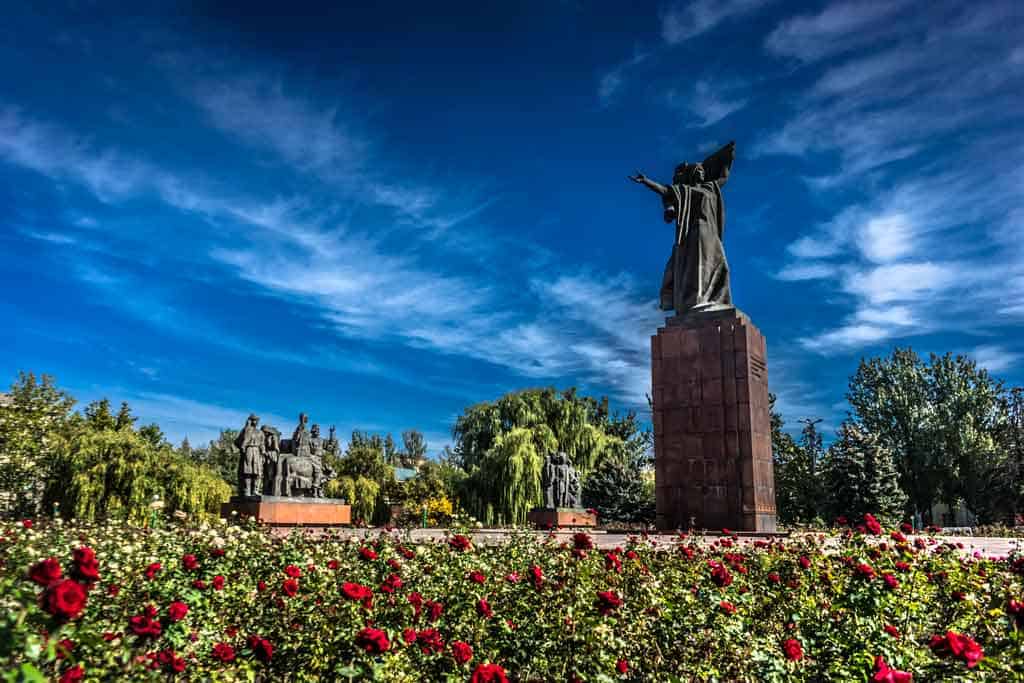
541 452 582 509
235 413 338 498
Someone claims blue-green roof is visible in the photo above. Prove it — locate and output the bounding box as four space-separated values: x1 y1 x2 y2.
394 467 418 482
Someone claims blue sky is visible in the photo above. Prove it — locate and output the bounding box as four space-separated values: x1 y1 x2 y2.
1 1 1022 452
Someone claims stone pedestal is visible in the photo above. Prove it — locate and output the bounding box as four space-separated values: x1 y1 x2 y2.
651 307 776 532
221 496 352 526
527 508 597 528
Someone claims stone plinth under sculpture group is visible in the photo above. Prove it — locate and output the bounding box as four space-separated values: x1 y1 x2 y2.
222 412 351 527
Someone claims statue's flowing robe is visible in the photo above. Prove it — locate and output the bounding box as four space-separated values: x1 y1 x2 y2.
237 425 263 478
660 181 732 312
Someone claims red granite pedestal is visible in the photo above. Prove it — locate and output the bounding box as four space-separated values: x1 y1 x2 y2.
652 307 777 532
221 496 352 526
527 508 597 528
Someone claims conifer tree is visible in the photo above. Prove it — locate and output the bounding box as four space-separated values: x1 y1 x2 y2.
822 421 906 526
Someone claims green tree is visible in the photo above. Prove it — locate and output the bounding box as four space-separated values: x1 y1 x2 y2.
581 457 654 524
770 394 823 526
0 372 76 517
84 398 117 431
400 430 428 468
451 387 640 525
821 421 906 526
325 431 396 523
847 348 1007 522
191 429 240 493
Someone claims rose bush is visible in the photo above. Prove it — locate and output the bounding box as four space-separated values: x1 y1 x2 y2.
1 517 1023 681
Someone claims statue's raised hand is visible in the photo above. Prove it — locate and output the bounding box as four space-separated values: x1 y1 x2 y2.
629 171 648 184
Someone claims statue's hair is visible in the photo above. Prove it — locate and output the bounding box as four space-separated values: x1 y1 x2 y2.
674 162 704 185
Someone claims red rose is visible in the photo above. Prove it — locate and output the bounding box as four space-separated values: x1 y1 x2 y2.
343 581 374 604
872 655 912 682
470 663 509 683
855 563 875 580
284 564 301 578
181 554 199 571
168 601 189 622
212 642 236 662
884 624 901 638
28 557 63 586
327 559 340 570
417 628 445 654
530 565 544 589
864 513 882 535
616 659 628 674
449 534 472 552
210 547 226 558
128 605 162 638
402 627 417 644
798 556 811 570
192 579 207 590
477 597 493 619
719 600 737 615
59 665 84 683
144 562 162 580
451 640 473 664
709 561 733 587
929 631 983 668
468 570 487 584
210 574 225 590
359 546 378 561
355 626 391 654
282 578 299 597
595 590 623 616
380 573 403 594
882 573 899 590
248 635 274 663
782 638 803 661
71 546 100 584
407 591 423 617
894 561 911 572
22 519 33 529
1009 599 1024 625
573 533 594 551
605 552 623 573
156 649 186 673
767 571 781 584
41 579 87 620
505 572 520 583
56 638 74 659
427 600 444 622
257 580 267 592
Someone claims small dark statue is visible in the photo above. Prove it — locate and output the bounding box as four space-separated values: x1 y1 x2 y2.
235 414 264 496
541 452 582 509
261 425 283 496
630 141 736 315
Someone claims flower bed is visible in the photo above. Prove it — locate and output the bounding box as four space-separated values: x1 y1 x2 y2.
2 517 1023 681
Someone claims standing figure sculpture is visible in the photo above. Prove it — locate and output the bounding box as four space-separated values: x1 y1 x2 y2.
630 141 736 315
261 425 282 496
292 412 311 458
540 452 582 508
235 414 265 497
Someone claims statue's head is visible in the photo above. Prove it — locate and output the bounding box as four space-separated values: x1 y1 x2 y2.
298 412 308 425
673 162 705 186
248 413 259 426
311 424 321 437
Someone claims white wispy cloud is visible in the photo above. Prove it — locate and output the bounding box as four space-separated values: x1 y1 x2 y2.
764 0 914 62
597 50 650 105
661 0 772 45
967 345 1022 375
667 79 748 128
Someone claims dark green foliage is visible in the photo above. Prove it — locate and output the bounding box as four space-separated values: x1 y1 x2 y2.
771 395 824 526
400 429 428 468
822 421 906 526
581 458 654 524
187 429 240 494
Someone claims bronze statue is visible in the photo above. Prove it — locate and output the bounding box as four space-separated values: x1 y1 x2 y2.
292 412 311 458
631 141 736 315
235 414 265 497
261 425 282 496
541 452 582 508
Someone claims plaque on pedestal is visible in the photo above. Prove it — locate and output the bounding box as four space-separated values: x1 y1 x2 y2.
527 507 597 528
651 306 777 532
222 496 352 526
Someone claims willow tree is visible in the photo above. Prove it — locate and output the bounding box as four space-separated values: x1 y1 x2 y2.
452 388 643 525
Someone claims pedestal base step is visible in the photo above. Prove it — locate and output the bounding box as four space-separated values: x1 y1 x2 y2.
222 496 351 526
527 508 597 528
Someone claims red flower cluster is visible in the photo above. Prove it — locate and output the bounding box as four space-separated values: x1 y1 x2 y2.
282 578 299 597
595 590 623 616
28 557 62 586
211 642 236 662
380 573 403 594
573 533 594 551
59 665 84 683
417 627 445 654
470 663 509 683
144 562 162 580
709 561 733 587
605 551 622 573
872 656 912 682
928 630 983 668
855 563 876 580
167 601 189 622
468 570 487 584
284 564 302 578
129 605 162 639
719 600 737 615
41 579 88 621
248 634 274 663
477 597 493 619
71 546 100 585
212 574 225 590
449 534 472 552
529 564 544 590
451 640 473 664
181 554 199 571
355 627 391 654
359 546 378 561
863 513 882 535
782 638 803 661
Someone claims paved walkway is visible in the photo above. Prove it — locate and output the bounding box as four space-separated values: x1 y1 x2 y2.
274 527 1024 557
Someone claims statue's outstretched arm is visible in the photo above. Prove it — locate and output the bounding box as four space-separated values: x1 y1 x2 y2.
629 172 669 196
